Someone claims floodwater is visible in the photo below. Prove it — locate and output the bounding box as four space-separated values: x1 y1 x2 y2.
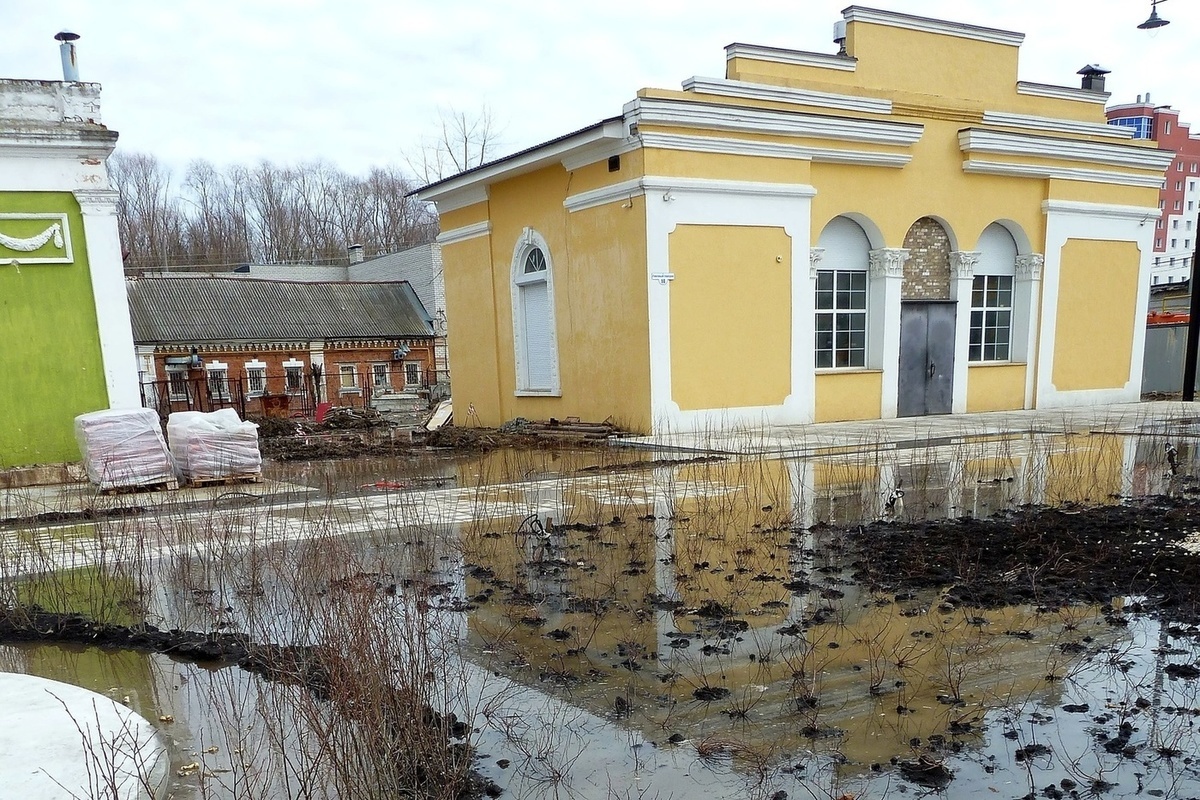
5 427 1200 799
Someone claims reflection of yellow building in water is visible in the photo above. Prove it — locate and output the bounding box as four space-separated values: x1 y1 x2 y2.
417 7 1172 434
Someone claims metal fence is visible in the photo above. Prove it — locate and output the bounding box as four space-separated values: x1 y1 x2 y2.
139 369 449 424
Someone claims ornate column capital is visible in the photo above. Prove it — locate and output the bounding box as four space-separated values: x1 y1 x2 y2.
808 247 825 278
868 248 909 278
949 250 981 280
1015 253 1044 281
72 188 120 216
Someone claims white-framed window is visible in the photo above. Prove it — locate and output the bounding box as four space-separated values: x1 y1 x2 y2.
510 228 560 394
1176 201 1183 211
338 364 359 394
1192 163 1198 174
1172 238 1178 248
815 270 867 368
1178 162 1185 172
245 359 267 396
969 275 1013 362
205 361 230 400
283 358 305 394
1166 121 1173 134
1158 219 1165 229
1154 275 1160 285
404 361 422 387
1174 220 1180 229
371 363 390 390
166 365 189 402
1177 181 1184 192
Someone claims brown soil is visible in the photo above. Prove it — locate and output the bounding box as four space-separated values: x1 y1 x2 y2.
848 496 1200 624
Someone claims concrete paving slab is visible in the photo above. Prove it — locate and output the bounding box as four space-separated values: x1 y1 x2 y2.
0 478 315 525
617 401 1200 456
0 672 169 799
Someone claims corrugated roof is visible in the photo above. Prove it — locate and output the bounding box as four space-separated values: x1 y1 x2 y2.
126 277 434 344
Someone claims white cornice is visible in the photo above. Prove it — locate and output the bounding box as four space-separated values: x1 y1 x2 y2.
626 97 923 147
725 43 857 72
982 110 1133 139
560 137 640 171
682 76 891 115
1016 81 1109 105
1042 199 1161 222
959 129 1176 172
415 119 628 203
842 6 1024 47
642 175 817 199
963 159 1166 189
436 220 491 245
639 130 911 168
566 175 816 212
430 185 488 214
563 178 645 213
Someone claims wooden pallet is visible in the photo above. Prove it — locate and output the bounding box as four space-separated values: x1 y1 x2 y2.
99 478 179 495
184 473 263 489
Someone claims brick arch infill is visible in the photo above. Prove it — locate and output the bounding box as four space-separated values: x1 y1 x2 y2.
901 216 955 301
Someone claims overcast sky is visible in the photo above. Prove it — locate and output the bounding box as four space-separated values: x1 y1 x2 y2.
2 1 1197 180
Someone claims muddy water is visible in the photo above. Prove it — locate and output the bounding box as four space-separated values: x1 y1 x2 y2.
6 429 1200 798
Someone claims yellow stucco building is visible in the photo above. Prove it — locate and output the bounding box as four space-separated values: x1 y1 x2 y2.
416 7 1172 434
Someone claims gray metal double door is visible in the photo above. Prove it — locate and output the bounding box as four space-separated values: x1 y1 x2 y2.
898 301 956 417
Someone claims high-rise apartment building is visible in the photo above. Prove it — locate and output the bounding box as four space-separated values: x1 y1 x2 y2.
1108 96 1200 288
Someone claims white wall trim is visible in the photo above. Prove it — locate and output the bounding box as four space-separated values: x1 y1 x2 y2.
644 177 816 433
1041 199 1162 222
625 97 924 147
682 76 892 115
436 220 491 245
560 138 640 171
642 176 817 200
510 227 562 396
429 185 488 214
842 5 1025 47
960 129 1176 172
1036 204 1153 408
982 110 1134 139
962 159 1167 189
0 212 73 264
563 178 646 213
1016 81 1110 105
416 119 627 204
725 43 857 72
638 131 911 168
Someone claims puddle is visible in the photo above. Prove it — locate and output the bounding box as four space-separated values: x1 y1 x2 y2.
3 429 1200 798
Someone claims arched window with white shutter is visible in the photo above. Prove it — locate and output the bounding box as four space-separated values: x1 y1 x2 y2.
511 228 560 395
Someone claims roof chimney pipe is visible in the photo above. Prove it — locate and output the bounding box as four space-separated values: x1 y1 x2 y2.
54 30 80 82
348 243 364 264
1077 64 1110 93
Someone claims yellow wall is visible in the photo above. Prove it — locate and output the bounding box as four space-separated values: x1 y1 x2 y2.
443 162 653 432
967 364 1026 412
668 225 792 411
642 144 812 184
815 371 883 422
1051 240 1140 392
810 119 1047 250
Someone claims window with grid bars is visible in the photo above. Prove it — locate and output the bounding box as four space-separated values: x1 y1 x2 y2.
969 275 1013 362
814 270 867 368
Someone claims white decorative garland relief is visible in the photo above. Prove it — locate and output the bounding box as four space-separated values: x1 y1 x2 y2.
0 222 63 252
0 214 73 264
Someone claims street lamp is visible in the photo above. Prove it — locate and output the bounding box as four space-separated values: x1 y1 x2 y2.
1139 0 1170 30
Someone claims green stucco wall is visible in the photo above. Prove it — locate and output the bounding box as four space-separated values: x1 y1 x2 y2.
0 192 109 467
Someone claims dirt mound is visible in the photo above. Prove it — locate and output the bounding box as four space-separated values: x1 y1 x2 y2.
849 498 1200 623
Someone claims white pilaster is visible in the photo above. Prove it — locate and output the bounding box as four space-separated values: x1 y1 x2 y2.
74 189 139 409
1014 253 1043 409
949 250 980 414
869 248 908 418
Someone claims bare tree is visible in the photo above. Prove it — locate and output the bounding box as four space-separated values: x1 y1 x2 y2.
114 154 438 272
408 106 503 184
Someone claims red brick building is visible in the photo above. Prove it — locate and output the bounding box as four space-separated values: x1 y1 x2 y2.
126 277 439 418
1107 96 1200 289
